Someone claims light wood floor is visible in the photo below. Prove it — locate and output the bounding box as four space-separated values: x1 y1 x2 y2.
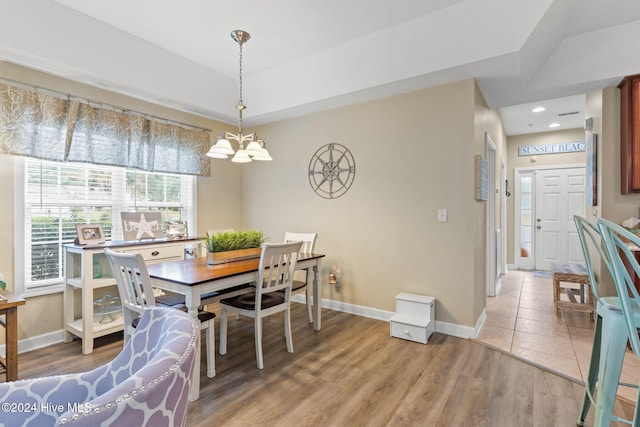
10 303 635 426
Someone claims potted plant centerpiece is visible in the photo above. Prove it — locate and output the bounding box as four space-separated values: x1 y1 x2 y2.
202 230 266 265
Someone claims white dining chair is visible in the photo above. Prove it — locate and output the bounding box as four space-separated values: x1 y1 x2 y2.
218 241 303 369
284 232 318 323
105 249 217 378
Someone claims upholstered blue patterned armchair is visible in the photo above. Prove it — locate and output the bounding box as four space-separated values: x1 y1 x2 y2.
0 306 198 427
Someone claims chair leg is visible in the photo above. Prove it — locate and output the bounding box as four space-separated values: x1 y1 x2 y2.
305 286 313 324
594 309 629 427
553 274 561 317
205 319 215 378
633 386 640 427
577 312 602 426
285 304 294 354
255 317 264 370
219 307 228 356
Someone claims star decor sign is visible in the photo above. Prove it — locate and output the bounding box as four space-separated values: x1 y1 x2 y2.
121 212 164 240
519 141 585 156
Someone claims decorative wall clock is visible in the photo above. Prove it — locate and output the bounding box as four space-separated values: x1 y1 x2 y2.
308 143 356 199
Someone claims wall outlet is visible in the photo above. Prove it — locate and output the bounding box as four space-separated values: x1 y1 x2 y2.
438 209 447 222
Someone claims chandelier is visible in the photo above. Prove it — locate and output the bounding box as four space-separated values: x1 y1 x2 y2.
206 30 272 163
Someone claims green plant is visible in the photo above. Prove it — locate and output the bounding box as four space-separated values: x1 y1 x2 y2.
202 230 266 253
0 273 5 290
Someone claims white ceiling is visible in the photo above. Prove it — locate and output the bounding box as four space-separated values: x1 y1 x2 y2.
2 0 640 135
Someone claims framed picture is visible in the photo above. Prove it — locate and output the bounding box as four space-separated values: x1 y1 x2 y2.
76 224 105 245
475 155 488 201
166 221 188 239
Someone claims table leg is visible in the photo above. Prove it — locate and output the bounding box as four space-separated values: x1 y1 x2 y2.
5 307 18 381
312 264 321 331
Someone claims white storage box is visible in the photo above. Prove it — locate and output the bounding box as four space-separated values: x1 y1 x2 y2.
390 293 435 344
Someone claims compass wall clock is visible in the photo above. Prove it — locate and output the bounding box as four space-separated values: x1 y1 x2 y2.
308 143 356 199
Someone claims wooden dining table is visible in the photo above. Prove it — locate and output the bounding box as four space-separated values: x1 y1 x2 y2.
147 252 324 400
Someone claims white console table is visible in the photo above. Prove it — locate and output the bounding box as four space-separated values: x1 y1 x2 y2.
63 238 200 354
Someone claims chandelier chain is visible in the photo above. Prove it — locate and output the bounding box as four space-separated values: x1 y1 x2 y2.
238 40 243 108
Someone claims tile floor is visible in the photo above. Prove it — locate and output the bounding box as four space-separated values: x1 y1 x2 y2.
477 269 639 403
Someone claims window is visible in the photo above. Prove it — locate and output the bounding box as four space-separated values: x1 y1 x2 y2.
16 157 195 296
514 170 535 271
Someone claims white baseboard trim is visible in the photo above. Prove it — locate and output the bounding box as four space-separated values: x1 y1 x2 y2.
495 277 503 295
0 329 66 356
292 295 480 339
9 298 483 355
473 306 487 339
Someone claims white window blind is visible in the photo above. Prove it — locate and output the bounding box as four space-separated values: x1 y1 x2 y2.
21 158 195 294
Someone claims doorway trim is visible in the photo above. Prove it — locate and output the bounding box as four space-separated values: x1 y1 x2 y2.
513 163 585 270
485 132 499 297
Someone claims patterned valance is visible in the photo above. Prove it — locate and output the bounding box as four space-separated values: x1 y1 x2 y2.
0 83 211 176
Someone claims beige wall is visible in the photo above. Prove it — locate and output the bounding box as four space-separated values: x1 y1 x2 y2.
1 62 506 347
505 128 587 265
0 62 243 343
244 78 504 328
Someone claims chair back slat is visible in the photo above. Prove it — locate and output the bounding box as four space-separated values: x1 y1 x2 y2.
105 249 157 337
256 242 302 297
573 215 611 300
596 218 640 356
284 232 317 254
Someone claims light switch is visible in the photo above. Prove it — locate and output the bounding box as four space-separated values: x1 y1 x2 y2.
438 209 447 222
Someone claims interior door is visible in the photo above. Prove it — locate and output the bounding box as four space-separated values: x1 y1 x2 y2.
534 167 586 270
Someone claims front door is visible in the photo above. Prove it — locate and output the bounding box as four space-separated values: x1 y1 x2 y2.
534 167 586 270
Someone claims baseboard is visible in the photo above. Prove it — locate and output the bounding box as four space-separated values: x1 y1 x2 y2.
495 277 503 295
9 298 481 354
292 295 480 339
474 306 487 339
0 329 65 355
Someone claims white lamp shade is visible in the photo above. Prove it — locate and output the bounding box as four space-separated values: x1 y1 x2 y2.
212 138 235 155
231 149 252 163
252 148 272 161
206 149 229 159
245 140 263 156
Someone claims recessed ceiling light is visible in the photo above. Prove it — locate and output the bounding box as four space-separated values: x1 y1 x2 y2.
549 123 560 128
532 106 546 113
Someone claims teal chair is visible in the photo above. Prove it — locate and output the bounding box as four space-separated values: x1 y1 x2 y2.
594 218 640 427
573 216 615 426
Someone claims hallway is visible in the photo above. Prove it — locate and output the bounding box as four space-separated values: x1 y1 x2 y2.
477 269 639 403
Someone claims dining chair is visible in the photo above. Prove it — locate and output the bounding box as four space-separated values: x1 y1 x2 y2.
104 249 217 378
592 218 640 427
218 241 303 369
573 216 633 426
284 232 318 323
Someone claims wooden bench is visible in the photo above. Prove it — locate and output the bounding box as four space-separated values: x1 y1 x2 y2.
551 262 594 320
